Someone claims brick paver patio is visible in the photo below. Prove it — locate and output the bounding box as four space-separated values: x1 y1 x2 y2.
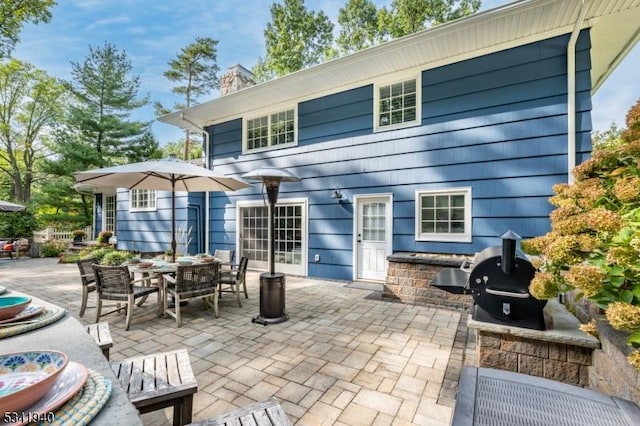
0 258 474 425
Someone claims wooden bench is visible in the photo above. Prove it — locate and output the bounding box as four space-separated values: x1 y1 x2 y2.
85 322 113 360
188 397 291 425
111 348 197 426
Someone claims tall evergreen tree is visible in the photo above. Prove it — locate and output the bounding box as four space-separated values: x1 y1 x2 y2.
337 0 380 55
63 42 155 165
155 37 219 160
252 0 334 81
0 59 65 203
42 42 160 225
0 0 56 58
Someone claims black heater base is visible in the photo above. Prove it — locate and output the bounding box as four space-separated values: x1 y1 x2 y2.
252 272 288 326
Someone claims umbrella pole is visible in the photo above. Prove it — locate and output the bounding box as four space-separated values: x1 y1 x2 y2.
171 180 177 263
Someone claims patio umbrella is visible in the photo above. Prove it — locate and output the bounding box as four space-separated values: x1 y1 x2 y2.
0 200 26 212
72 157 252 261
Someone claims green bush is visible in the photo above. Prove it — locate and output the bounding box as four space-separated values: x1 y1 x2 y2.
100 250 131 266
0 210 37 238
80 246 115 263
522 99 640 369
40 240 68 257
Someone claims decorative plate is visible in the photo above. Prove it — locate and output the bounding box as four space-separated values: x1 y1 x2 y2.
8 362 89 426
136 261 154 268
0 296 31 321
0 304 44 325
0 351 68 414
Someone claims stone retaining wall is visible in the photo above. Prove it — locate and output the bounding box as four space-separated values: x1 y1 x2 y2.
384 253 471 309
475 330 592 386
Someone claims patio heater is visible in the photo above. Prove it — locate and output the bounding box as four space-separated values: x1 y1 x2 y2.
242 167 301 325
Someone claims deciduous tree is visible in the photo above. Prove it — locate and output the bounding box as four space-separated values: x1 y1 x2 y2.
155 37 219 159
0 0 56 58
252 0 334 81
378 0 481 40
337 0 380 55
0 59 65 203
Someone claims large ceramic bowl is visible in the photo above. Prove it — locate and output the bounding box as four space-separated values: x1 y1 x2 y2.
0 351 69 415
0 296 31 321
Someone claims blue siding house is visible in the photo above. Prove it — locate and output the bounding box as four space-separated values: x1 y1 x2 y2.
121 0 637 282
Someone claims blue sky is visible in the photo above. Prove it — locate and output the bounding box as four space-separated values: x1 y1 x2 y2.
12 0 640 145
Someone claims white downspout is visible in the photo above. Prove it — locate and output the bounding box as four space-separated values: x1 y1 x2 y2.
181 113 211 252
567 0 588 184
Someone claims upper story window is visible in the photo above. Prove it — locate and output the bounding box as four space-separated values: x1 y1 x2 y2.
374 74 421 132
415 187 472 242
130 189 157 211
244 107 296 153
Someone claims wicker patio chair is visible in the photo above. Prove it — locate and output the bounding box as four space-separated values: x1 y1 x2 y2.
163 262 219 327
214 256 247 318
76 257 98 317
93 264 162 330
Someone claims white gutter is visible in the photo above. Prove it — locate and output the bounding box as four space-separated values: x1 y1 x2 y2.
180 113 211 252
567 0 588 184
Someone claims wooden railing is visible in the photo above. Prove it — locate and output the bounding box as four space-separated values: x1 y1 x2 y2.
33 226 93 243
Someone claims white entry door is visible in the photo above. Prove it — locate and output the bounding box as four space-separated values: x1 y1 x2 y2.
355 195 392 281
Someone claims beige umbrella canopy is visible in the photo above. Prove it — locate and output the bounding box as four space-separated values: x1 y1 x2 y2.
0 200 26 212
73 157 251 261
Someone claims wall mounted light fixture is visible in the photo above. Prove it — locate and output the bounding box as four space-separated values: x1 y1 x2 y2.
331 189 343 200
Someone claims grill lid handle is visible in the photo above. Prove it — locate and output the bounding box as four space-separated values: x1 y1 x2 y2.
485 287 530 299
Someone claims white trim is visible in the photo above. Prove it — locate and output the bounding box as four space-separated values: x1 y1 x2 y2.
129 189 158 212
102 194 116 233
242 105 298 154
373 72 422 133
236 197 308 276
352 193 393 282
415 187 472 243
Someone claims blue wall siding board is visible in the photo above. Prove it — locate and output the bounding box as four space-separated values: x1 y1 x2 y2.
200 31 592 280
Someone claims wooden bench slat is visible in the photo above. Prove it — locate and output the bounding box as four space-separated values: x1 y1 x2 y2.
129 357 144 398
238 413 258 426
265 404 290 425
156 352 169 390
253 410 273 426
166 351 181 387
177 350 196 384
142 355 157 394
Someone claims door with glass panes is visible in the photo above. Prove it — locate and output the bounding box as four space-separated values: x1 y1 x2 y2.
356 195 392 281
238 200 306 275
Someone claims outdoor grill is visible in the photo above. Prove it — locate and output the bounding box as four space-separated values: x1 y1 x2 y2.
431 230 547 330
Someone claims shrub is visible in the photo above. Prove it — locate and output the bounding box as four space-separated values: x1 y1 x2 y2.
522 99 640 365
100 250 131 266
40 240 68 257
80 246 116 263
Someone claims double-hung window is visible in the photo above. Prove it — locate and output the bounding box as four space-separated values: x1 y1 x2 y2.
245 107 296 152
130 189 157 211
415 188 472 242
375 75 420 131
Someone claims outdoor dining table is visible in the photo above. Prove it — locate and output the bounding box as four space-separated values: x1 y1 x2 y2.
2 290 143 425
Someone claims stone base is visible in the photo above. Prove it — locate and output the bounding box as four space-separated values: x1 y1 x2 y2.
589 317 640 405
385 253 472 308
469 300 599 387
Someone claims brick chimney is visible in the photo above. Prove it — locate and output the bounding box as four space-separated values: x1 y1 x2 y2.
220 64 255 96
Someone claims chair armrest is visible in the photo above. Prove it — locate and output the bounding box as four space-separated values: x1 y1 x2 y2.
163 273 177 285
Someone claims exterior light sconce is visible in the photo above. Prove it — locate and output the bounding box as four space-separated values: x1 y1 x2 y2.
331 189 343 200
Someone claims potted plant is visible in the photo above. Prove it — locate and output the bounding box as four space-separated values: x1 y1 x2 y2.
96 231 113 245
72 229 86 243
164 248 173 262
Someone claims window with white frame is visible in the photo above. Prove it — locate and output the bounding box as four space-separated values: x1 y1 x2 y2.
129 189 157 211
375 75 420 131
245 107 296 152
415 188 471 242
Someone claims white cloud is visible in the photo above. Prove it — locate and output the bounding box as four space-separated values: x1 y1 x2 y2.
84 15 132 31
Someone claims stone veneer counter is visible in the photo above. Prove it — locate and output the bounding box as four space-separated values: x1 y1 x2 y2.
385 252 472 308
468 299 600 387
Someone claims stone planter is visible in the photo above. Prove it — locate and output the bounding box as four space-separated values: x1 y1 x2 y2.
589 316 640 405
